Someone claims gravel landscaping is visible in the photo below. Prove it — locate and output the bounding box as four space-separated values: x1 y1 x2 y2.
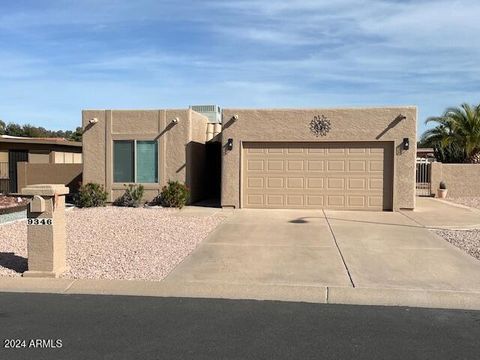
434 197 480 260
0 195 29 209
0 207 227 280
434 229 480 261
447 197 480 210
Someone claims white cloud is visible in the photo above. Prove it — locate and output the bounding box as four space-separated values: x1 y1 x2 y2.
0 0 479 135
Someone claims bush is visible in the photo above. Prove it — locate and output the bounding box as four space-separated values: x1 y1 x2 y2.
75 183 107 208
439 181 447 190
113 184 145 207
153 180 189 208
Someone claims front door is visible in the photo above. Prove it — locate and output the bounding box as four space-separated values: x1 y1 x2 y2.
8 150 28 193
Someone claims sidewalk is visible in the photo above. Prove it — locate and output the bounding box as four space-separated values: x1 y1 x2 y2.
401 197 480 229
0 277 479 311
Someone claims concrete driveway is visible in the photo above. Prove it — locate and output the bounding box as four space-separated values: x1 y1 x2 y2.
165 203 480 292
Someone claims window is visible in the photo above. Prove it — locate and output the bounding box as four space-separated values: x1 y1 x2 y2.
114 141 134 182
113 140 158 183
136 141 158 183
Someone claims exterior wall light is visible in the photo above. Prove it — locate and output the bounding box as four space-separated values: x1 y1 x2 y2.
88 118 98 125
227 138 234 151
403 137 410 150
231 114 239 122
171 117 179 124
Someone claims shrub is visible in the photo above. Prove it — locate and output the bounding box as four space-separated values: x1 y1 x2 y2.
75 183 107 208
439 181 447 190
153 180 189 208
113 184 145 207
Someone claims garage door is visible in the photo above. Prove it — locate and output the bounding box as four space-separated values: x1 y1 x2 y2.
242 142 393 210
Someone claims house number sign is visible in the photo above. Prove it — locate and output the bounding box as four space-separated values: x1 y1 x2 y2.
309 115 331 137
27 218 53 226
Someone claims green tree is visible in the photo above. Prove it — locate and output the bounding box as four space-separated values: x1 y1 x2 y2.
0 120 81 141
67 127 83 142
421 103 480 163
5 123 23 136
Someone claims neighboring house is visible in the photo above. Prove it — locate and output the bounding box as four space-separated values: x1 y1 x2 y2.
0 135 82 193
82 106 416 211
416 147 435 160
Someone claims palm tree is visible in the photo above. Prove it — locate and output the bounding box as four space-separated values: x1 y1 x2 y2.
421 103 480 163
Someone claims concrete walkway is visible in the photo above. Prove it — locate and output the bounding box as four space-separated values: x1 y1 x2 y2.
401 197 480 229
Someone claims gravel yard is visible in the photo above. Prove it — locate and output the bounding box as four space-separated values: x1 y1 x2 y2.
0 207 227 280
434 229 480 261
447 197 480 210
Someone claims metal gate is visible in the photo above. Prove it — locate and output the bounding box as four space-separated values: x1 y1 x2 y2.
416 157 433 196
8 150 28 193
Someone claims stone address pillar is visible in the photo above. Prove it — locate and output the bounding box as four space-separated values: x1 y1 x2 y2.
21 184 69 278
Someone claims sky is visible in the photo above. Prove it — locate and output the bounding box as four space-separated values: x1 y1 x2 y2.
1 0 479 137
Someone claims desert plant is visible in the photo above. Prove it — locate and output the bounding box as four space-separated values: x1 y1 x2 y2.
113 184 145 207
154 180 189 208
74 183 107 208
439 181 447 190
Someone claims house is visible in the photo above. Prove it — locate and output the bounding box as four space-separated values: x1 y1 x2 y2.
0 135 82 193
82 106 416 211
416 147 435 159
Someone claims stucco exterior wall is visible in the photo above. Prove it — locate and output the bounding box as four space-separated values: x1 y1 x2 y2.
17 163 82 194
82 109 208 202
221 107 417 210
430 162 480 197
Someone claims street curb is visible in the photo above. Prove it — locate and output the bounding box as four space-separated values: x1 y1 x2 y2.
0 278 479 310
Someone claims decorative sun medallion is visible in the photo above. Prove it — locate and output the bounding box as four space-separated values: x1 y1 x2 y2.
309 115 331 137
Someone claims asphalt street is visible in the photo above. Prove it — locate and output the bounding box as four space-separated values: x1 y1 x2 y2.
0 292 479 360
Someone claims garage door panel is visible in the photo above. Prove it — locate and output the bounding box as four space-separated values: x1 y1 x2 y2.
267 177 284 188
307 160 325 171
307 195 324 206
266 148 283 154
266 194 284 206
267 160 284 171
287 195 304 206
247 177 264 188
348 178 366 190
348 160 366 171
369 160 384 172
348 148 367 154
307 178 324 188
247 194 264 206
327 195 345 207
369 178 383 190
287 160 304 171
243 142 393 210
327 160 345 171
327 178 345 190
247 159 264 171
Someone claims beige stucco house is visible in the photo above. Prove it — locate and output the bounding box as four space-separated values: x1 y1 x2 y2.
82 106 416 211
